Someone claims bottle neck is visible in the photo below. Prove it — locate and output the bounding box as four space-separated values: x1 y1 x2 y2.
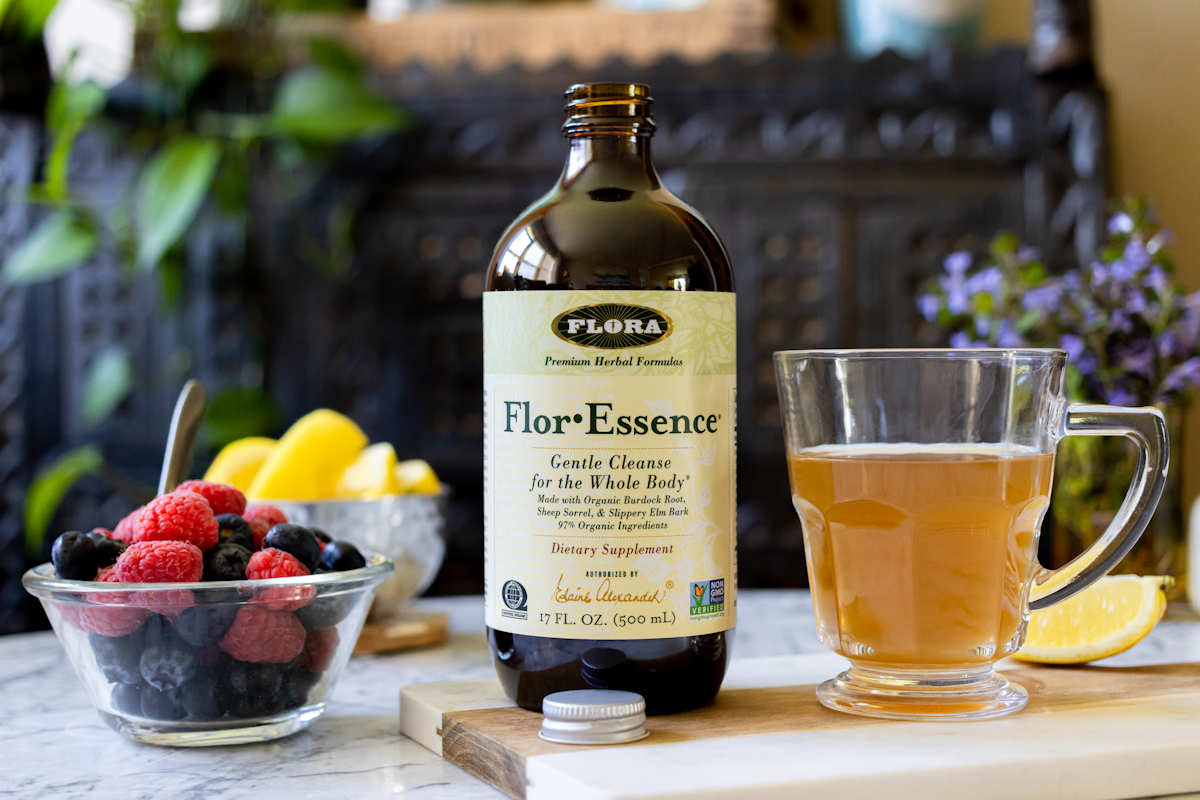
560 134 660 191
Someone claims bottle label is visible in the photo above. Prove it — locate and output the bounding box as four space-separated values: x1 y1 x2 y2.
483 290 737 640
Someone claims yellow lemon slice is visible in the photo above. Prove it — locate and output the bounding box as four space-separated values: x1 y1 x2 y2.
336 442 402 499
203 437 276 492
247 410 368 501
1013 575 1171 664
394 458 441 495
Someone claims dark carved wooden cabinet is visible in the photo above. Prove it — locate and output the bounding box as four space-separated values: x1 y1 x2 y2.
0 29 1108 629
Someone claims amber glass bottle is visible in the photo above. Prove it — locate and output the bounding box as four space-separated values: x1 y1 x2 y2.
482 83 736 714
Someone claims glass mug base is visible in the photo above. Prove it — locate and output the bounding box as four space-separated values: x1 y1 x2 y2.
816 662 1028 721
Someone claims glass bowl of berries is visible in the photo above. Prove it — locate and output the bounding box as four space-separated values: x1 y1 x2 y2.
22 481 393 746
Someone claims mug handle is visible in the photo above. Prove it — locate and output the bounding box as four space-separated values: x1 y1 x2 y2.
1030 404 1170 611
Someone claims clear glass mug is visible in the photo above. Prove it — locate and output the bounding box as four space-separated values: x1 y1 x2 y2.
774 349 1169 720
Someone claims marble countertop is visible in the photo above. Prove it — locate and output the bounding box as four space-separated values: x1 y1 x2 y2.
3 590 1199 800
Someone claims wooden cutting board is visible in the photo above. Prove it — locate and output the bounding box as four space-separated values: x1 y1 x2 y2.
400 653 1200 800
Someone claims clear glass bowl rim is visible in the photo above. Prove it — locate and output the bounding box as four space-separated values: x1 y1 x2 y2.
774 347 1069 361
22 554 394 598
257 486 451 508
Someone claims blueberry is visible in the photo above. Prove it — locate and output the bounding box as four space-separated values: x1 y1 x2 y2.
203 542 252 581
51 531 100 580
139 614 179 649
215 514 254 551
319 541 366 572
174 605 238 648
139 643 197 691
296 594 354 630
311 528 331 545
90 632 143 684
140 685 185 720
281 664 322 710
226 662 285 718
89 530 127 569
110 683 143 714
264 524 322 572
228 661 282 698
179 674 223 721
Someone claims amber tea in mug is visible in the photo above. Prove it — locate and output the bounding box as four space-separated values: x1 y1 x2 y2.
775 349 1168 720
790 444 1055 667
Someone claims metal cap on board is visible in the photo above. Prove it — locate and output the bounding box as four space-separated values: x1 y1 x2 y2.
539 689 649 745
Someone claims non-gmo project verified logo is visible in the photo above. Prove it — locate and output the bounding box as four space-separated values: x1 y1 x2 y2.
689 578 725 618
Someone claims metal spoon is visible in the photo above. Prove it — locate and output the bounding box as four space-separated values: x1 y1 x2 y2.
157 379 208 496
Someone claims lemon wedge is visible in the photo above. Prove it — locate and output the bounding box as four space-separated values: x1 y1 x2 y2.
394 459 441 495
1013 575 1171 664
247 409 368 501
203 437 276 492
336 442 402 499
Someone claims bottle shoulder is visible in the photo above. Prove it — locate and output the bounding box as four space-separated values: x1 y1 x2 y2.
486 186 733 292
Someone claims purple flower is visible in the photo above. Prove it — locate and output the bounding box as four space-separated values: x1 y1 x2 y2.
975 316 990 336
917 293 941 321
965 267 1004 301
939 274 969 315
1109 258 1138 283
1114 338 1156 377
1091 263 1108 287
1163 357 1200 394
1110 308 1133 333
1076 349 1100 377
1124 239 1152 271
996 319 1024 347
1062 270 1083 290
1145 265 1171 294
1022 283 1062 313
1165 308 1200 358
949 331 981 349
1125 289 1148 315
1106 384 1140 406
1108 212 1134 234
1017 245 1040 263
1060 334 1085 361
944 251 972 275
1149 230 1173 253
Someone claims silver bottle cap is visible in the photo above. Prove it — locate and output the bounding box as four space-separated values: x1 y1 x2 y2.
539 689 649 745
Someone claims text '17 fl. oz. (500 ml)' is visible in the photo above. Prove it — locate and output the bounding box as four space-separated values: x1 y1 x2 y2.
483 83 737 714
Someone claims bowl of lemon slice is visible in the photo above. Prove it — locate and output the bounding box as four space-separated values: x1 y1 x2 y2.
205 409 447 618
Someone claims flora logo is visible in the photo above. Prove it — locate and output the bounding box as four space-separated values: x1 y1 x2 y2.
553 303 672 349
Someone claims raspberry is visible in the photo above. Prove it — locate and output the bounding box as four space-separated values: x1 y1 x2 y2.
303 627 339 672
59 568 147 637
243 505 288 549
132 491 218 550
60 602 147 638
112 507 143 544
116 540 204 583
219 606 306 663
247 548 310 580
176 480 247 517
247 548 313 611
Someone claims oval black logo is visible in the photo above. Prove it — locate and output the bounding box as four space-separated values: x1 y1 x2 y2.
552 303 672 349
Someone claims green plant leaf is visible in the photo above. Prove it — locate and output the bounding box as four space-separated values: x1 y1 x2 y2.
990 232 1019 258
24 445 103 556
270 66 408 143
2 210 96 284
307 36 363 77
44 79 106 201
1020 262 1047 285
135 137 221 271
3 0 59 36
201 386 281 449
81 346 133 426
